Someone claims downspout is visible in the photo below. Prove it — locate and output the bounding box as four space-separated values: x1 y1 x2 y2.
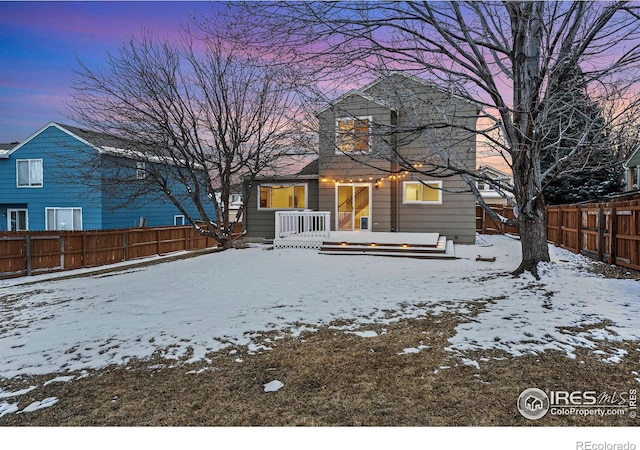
391 110 399 232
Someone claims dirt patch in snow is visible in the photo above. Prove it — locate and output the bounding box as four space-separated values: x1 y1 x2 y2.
1 308 638 426
583 261 640 280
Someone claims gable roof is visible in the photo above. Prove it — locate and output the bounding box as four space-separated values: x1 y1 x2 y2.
626 145 640 168
316 71 482 117
5 122 125 157
54 122 133 150
477 165 513 180
3 122 165 162
297 158 319 176
315 89 396 116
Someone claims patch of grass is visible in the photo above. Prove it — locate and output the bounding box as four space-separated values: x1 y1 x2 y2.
1 310 638 426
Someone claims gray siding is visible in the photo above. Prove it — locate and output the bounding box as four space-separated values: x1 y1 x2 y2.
316 73 478 243
244 178 319 239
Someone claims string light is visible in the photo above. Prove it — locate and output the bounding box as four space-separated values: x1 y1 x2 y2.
320 164 424 184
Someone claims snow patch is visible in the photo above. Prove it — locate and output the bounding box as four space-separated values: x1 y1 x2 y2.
0 235 638 381
263 380 284 393
0 402 19 418
44 375 75 386
0 386 37 398
398 344 430 355
461 358 480 370
399 347 420 354
349 330 379 338
185 367 214 375
19 397 59 413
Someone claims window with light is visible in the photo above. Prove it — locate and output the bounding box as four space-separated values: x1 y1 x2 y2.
259 185 306 209
336 117 371 154
403 181 442 204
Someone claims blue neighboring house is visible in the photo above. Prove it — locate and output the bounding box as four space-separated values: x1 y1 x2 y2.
0 122 214 231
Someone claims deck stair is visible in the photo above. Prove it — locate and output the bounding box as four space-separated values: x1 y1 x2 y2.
319 232 456 259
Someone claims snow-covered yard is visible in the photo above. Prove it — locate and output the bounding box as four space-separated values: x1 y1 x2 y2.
1 234 639 420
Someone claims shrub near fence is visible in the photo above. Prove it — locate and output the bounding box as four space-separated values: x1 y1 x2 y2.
476 196 640 272
0 225 229 279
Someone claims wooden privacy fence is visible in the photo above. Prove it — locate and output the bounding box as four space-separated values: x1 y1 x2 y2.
476 197 640 272
0 225 228 279
475 204 519 235
546 199 640 272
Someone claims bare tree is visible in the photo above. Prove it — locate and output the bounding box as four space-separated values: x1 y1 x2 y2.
237 1 640 275
67 22 312 249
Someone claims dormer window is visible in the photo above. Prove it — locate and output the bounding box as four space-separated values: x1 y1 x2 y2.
336 116 371 154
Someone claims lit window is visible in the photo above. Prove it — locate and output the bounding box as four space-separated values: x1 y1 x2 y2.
403 181 442 204
259 184 306 209
336 117 371 154
16 159 43 187
46 208 82 231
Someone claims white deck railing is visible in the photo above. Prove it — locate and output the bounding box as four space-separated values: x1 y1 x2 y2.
274 211 331 249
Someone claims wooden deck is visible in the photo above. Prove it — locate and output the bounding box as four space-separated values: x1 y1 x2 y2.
275 231 456 259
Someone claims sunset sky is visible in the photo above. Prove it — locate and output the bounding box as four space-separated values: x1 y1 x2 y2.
0 1 216 143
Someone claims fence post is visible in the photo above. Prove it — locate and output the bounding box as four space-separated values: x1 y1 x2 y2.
608 207 617 265
82 233 87 268
597 207 605 262
25 234 31 276
274 211 282 239
122 231 127 261
576 205 582 255
156 228 161 256
558 206 564 247
60 235 65 270
483 208 488 234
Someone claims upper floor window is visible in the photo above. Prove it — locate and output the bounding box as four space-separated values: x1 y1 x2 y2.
336 117 371 154
259 184 307 209
136 161 146 180
16 159 43 187
403 180 443 204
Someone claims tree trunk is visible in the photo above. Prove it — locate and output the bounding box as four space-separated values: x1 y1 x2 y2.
219 237 234 250
513 195 550 277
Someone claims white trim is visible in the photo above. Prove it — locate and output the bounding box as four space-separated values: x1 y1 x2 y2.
402 180 443 205
335 183 373 232
16 158 43 188
8 122 99 156
136 161 147 180
335 116 373 155
45 207 83 231
174 215 185 226
7 208 28 231
257 183 308 210
316 90 395 116
361 71 483 110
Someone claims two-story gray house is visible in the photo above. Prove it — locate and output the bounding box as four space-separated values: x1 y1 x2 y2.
244 72 478 244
